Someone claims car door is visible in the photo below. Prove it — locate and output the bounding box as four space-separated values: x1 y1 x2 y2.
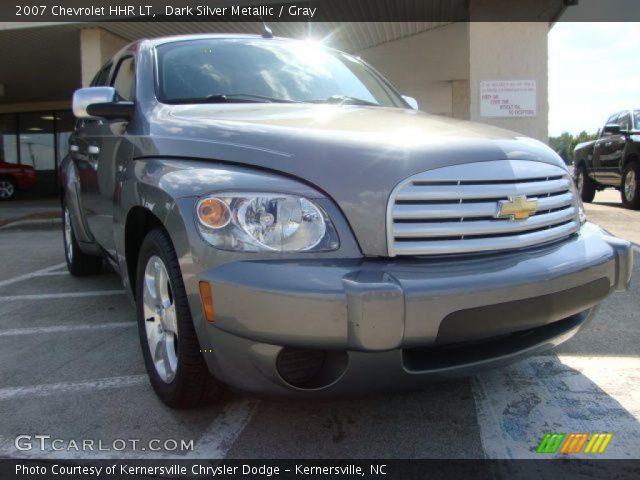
610 112 632 183
592 113 622 186
70 62 112 245
73 55 136 259
87 54 136 259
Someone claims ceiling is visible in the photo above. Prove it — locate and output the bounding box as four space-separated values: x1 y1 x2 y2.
0 24 82 104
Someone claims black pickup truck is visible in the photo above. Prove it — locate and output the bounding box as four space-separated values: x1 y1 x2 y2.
574 109 640 209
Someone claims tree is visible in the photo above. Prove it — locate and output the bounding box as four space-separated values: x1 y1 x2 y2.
549 132 573 163
549 131 599 164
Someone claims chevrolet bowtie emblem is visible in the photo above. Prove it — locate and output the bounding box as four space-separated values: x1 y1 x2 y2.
496 195 538 220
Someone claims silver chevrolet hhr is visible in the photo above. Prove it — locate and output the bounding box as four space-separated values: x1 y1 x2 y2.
60 34 632 408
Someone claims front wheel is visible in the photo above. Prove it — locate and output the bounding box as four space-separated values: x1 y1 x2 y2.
575 165 596 203
62 204 103 276
136 228 224 408
621 162 640 209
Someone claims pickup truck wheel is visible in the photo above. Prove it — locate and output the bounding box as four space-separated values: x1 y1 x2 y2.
576 165 596 203
136 228 224 408
0 177 16 200
621 162 640 209
62 205 103 276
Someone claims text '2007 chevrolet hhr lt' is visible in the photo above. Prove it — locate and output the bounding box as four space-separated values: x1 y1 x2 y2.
60 34 632 408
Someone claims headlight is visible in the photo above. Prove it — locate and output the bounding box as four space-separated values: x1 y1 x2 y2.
196 194 340 252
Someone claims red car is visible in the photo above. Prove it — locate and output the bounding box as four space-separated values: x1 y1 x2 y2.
0 161 37 200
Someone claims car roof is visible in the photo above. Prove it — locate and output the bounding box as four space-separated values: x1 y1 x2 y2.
119 34 345 61
139 33 305 48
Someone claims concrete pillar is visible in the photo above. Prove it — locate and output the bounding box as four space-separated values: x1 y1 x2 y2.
357 23 470 118
79 28 129 87
451 80 470 120
468 22 549 142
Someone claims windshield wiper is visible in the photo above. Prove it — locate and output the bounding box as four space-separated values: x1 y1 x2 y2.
308 95 381 107
164 94 298 105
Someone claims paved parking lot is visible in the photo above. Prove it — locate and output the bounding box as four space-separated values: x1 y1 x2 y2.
0 189 638 460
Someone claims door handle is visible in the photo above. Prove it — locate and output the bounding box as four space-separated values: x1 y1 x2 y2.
69 145 79 153
87 145 100 155
604 142 613 147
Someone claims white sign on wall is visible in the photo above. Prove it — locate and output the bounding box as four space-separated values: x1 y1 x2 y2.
480 80 537 118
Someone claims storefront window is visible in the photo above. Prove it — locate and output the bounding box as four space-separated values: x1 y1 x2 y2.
1 110 73 171
0 114 19 165
56 111 76 165
18 112 56 171
0 110 72 197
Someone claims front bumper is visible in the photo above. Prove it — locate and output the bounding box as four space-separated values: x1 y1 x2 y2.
196 223 632 396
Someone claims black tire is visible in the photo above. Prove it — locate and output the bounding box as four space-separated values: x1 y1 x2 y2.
621 161 640 210
0 177 16 200
62 203 103 276
575 164 596 203
136 228 224 409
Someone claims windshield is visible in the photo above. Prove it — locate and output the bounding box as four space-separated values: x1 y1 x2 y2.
155 38 405 108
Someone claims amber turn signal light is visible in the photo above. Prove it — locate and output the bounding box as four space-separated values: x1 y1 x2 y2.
198 281 215 322
197 198 231 229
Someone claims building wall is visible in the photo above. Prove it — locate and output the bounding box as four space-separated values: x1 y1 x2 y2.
357 22 549 142
356 23 469 118
468 22 549 142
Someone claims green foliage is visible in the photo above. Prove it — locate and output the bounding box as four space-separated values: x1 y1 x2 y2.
549 131 599 164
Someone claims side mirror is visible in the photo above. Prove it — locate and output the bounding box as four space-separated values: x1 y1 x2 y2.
72 87 134 120
602 123 622 135
402 95 419 110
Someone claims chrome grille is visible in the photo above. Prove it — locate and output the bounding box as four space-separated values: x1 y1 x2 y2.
387 160 581 256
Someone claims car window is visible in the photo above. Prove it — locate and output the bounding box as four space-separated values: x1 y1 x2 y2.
91 64 112 87
155 39 404 108
617 112 632 132
606 113 618 125
634 110 640 130
112 57 135 101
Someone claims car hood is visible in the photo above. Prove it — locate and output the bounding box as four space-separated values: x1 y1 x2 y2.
142 103 567 256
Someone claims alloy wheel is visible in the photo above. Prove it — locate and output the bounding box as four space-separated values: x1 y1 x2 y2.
142 255 179 383
0 180 14 199
625 169 636 202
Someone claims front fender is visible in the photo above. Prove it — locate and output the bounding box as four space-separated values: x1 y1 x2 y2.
117 156 333 249
116 159 190 297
